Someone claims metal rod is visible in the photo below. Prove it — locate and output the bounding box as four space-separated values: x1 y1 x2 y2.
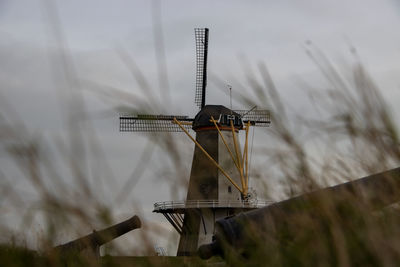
163 213 182 235
170 213 183 233
229 85 232 111
177 213 184 224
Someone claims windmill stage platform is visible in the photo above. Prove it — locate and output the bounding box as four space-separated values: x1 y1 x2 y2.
153 200 273 235
153 199 273 213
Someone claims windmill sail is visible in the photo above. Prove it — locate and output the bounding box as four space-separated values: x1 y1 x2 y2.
234 109 271 126
119 114 193 132
194 28 209 109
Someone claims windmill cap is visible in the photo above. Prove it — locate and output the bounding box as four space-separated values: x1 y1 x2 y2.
192 105 243 131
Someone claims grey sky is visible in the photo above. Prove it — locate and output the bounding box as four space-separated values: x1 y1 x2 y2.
1 0 400 255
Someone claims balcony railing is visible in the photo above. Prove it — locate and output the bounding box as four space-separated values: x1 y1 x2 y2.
153 199 273 211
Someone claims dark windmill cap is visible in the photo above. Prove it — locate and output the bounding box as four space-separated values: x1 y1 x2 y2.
192 105 243 131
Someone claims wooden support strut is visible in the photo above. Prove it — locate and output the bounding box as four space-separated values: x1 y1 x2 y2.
172 121 192 126
230 120 247 196
173 118 244 195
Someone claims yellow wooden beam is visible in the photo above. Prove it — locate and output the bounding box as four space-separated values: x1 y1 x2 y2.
230 120 246 195
172 121 192 125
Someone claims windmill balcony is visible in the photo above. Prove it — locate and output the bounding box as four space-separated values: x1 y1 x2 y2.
153 199 273 213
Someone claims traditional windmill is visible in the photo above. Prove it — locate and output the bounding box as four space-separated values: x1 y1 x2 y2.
120 28 271 256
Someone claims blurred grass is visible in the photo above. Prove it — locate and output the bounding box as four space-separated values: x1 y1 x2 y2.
1 48 400 266
212 46 400 267
1 2 400 266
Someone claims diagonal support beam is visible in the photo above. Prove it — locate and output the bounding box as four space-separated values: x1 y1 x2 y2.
243 121 251 191
230 120 247 196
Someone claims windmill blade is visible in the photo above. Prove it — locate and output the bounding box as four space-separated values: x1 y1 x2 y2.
120 114 193 132
233 110 271 127
194 28 209 109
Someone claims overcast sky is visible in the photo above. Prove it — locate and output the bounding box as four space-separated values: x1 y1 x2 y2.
1 0 400 255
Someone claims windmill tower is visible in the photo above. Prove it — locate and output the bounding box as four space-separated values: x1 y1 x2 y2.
120 28 271 256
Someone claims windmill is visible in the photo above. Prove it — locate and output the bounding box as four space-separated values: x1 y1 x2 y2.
120 28 271 256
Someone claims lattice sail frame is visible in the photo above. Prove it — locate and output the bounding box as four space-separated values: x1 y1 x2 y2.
194 28 209 109
120 110 270 132
234 110 271 126
120 115 193 132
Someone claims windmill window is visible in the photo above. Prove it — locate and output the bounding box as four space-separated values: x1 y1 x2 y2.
228 186 232 193
219 114 242 126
